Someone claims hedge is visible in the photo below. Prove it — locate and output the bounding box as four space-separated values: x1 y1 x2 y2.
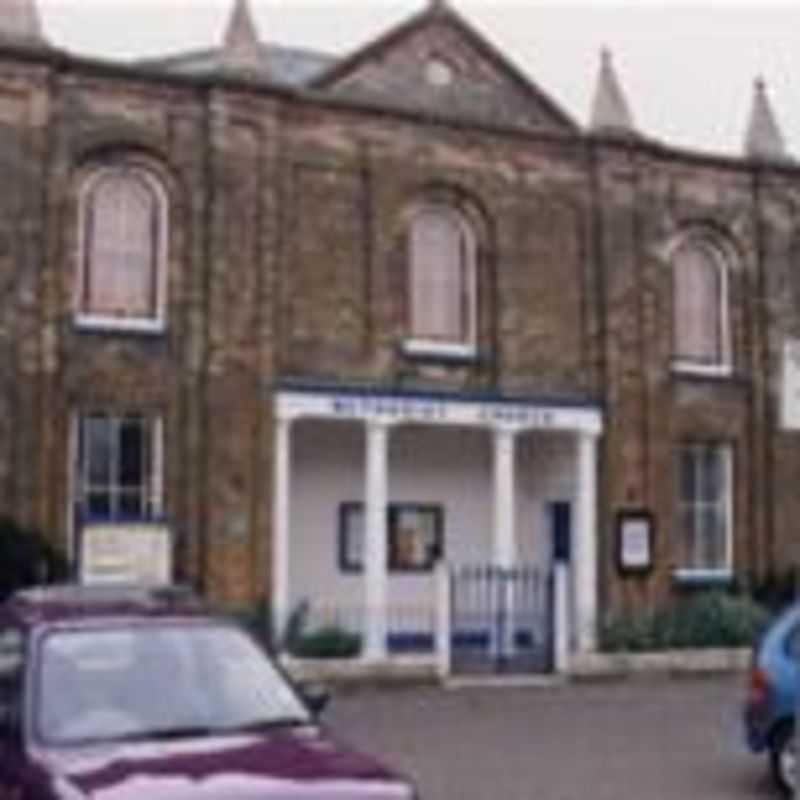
600 591 769 653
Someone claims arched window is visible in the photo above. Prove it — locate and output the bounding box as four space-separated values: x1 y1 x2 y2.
672 239 729 369
407 205 475 349
77 166 167 328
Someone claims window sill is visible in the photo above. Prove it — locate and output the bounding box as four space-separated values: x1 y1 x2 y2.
74 316 166 336
401 340 478 364
672 568 734 587
671 360 732 379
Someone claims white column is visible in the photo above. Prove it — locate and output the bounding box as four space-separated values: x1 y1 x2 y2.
575 431 599 654
435 561 452 680
364 420 390 662
492 427 517 659
492 428 517 567
272 416 292 649
553 561 570 673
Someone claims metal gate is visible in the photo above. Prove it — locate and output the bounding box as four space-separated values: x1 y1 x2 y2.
450 565 553 674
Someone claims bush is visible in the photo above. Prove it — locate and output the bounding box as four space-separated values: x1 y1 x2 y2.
600 591 769 653
0 516 68 601
290 626 362 659
277 599 361 659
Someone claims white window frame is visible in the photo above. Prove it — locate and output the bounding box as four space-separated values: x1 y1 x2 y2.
670 237 732 378
74 165 169 334
404 204 478 358
673 443 733 580
68 413 164 562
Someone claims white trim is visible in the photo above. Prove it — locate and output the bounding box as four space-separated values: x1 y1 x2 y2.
75 164 169 331
275 389 603 435
401 339 477 360
671 359 733 378
74 315 167 335
671 568 735 583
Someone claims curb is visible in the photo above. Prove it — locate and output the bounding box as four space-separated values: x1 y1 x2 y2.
281 648 751 687
567 647 751 681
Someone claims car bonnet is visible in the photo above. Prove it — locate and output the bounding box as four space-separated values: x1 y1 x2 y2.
41 727 414 800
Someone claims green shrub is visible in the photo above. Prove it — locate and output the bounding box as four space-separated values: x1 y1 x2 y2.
0 516 68 601
601 610 658 653
266 600 361 659
290 626 362 659
600 590 769 653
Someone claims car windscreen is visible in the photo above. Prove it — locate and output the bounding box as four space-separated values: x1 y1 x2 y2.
35 622 311 746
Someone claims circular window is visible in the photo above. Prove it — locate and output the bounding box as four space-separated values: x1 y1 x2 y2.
425 59 454 88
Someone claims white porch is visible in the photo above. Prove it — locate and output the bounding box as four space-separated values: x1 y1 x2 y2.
272 387 602 669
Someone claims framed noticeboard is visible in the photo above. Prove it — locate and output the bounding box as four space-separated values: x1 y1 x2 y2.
80 521 173 586
616 510 654 575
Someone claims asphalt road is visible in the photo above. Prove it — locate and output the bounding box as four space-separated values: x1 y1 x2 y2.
326 675 774 800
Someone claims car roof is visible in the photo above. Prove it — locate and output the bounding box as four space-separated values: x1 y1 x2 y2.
0 584 210 629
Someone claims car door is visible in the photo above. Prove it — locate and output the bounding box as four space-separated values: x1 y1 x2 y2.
0 624 25 800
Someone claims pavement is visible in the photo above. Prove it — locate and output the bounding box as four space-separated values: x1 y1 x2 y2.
325 675 775 800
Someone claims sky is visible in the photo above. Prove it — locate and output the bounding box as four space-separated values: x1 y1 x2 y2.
35 1 800 159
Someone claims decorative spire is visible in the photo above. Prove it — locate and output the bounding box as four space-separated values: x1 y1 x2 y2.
0 0 46 44
744 77 788 162
589 48 636 135
222 0 261 72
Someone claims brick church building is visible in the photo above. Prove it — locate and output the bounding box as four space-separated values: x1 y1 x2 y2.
2 0 800 661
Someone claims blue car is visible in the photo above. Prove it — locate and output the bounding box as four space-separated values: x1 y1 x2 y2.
745 602 800 795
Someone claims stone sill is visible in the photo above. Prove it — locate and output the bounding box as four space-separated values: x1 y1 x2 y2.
569 647 751 680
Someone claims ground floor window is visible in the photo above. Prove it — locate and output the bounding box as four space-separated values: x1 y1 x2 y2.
339 503 444 573
676 443 732 573
75 414 162 523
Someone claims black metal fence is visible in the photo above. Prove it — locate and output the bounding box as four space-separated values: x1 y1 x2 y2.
450 565 553 674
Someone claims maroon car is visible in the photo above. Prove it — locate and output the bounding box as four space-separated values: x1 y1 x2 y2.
0 585 417 799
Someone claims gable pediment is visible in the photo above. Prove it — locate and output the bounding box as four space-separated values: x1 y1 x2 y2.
312 7 577 134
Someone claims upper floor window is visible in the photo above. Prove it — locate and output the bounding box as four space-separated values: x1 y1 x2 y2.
77 166 168 331
672 239 730 373
406 206 476 356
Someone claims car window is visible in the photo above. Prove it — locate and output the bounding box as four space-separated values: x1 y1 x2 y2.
36 622 310 746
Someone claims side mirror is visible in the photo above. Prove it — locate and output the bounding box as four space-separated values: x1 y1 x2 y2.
299 683 330 716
